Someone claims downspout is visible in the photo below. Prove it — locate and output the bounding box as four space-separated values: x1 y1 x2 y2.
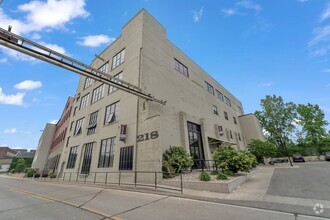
135 47 143 172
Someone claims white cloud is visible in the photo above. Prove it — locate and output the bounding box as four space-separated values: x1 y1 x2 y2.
0 87 25 105
309 26 330 47
320 2 330 22
236 0 261 13
37 41 66 54
31 33 41 40
192 7 204 23
78 35 115 47
3 128 17 134
14 80 42 90
311 47 330 57
49 119 58 124
258 82 272 88
222 9 239 16
0 58 7 63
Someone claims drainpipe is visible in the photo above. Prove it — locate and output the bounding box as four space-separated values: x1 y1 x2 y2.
135 47 143 172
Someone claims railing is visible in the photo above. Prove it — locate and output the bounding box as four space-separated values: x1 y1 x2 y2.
191 159 218 172
31 171 183 194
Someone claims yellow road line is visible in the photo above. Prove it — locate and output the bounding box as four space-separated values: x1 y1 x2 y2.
0 185 122 220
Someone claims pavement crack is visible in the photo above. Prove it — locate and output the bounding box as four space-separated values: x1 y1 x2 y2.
109 195 169 219
78 188 105 208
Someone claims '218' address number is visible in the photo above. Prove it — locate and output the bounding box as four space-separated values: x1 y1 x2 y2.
137 131 159 142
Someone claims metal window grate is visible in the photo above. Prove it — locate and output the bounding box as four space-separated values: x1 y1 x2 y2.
119 146 133 170
81 143 93 174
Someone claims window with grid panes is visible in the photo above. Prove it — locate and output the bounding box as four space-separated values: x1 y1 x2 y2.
109 72 123 94
84 78 94 89
224 96 231 106
119 146 133 170
81 143 93 174
79 93 89 110
174 59 188 77
98 137 115 168
91 84 104 103
74 118 84 135
87 111 98 135
205 82 214 95
216 90 224 101
67 146 78 169
112 49 125 69
104 101 119 125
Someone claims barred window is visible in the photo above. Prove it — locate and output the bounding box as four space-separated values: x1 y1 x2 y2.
174 59 188 77
91 84 104 103
98 137 115 168
67 146 78 169
104 101 119 125
79 93 89 110
81 143 93 174
84 78 94 89
74 118 84 135
87 111 98 135
119 146 133 170
112 49 125 69
109 72 123 94
205 82 214 95
216 90 224 101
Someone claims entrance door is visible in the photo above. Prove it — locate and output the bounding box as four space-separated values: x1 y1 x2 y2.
187 122 205 168
81 143 93 174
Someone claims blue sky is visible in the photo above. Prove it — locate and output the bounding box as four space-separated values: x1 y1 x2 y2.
0 0 329 149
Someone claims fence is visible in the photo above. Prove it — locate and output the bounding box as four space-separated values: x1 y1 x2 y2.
191 159 218 172
32 171 183 194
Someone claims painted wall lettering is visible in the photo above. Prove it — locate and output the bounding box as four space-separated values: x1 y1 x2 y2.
137 131 159 142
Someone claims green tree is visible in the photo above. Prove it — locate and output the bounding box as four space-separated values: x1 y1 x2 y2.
255 95 297 166
15 158 26 173
247 139 278 163
297 103 329 154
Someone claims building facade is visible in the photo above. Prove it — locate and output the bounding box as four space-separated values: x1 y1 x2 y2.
57 9 264 178
0 147 17 172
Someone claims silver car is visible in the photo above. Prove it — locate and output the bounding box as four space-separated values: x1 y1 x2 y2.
325 151 330 161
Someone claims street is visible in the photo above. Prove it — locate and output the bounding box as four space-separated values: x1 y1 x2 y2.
0 175 326 220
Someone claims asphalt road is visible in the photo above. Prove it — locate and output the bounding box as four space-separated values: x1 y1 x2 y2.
267 161 330 201
0 176 324 220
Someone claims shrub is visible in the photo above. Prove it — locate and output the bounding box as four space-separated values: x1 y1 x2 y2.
213 144 254 173
224 170 235 177
199 172 211 181
248 140 278 163
49 173 57 179
15 158 26 173
162 146 193 178
216 173 228 180
25 168 36 178
34 173 40 178
210 170 218 175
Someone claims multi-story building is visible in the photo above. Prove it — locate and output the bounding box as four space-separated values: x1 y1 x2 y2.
58 9 264 178
0 146 17 172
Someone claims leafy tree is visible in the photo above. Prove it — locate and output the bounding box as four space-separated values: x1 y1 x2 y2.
15 158 26 173
297 103 329 154
247 139 278 163
162 146 193 178
255 95 297 166
213 145 255 173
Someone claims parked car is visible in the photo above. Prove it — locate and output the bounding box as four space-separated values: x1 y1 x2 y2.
325 152 330 161
292 153 305 162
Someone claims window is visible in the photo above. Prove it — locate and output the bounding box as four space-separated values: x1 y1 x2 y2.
74 118 84 135
98 62 109 75
98 137 115 168
224 111 229 120
91 84 104 103
109 72 123 94
174 59 188 77
70 121 74 131
216 90 224 101
79 94 89 110
205 82 214 95
66 136 70 147
67 146 78 169
84 78 94 89
104 101 120 125
230 130 233 139
238 106 243 114
218 125 223 132
76 93 80 102
224 96 231 106
238 133 241 141
81 143 93 174
87 111 98 135
212 105 218 115
112 49 125 69
119 146 133 170
73 107 77 116
233 116 237 124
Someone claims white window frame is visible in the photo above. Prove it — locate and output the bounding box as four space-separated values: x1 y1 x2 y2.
74 118 84 136
112 49 125 69
109 72 123 94
91 84 104 104
104 101 120 125
79 93 89 110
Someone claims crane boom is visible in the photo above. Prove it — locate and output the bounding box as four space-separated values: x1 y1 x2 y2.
0 27 166 105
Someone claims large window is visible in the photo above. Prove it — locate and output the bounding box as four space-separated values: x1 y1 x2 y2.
205 82 214 95
67 146 78 169
174 59 188 77
104 101 120 125
112 49 125 69
216 90 224 101
187 122 204 163
224 96 231 106
98 137 115 168
109 72 123 94
87 111 98 135
81 143 93 174
74 118 84 135
98 62 109 74
91 84 104 103
79 93 89 110
84 78 94 89
119 146 133 170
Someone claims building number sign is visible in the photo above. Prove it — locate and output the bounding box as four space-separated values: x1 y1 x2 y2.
137 131 159 142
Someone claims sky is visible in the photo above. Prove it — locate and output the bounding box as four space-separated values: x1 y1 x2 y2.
0 0 329 149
